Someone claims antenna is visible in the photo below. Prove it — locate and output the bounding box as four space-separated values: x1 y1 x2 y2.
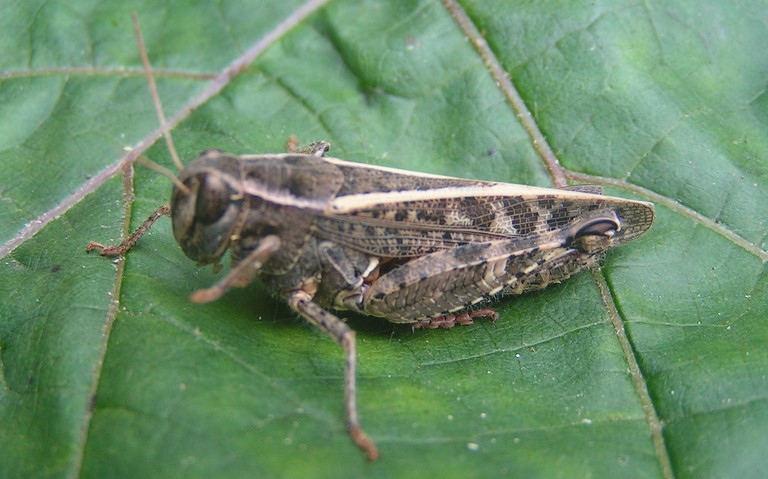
132 12 185 173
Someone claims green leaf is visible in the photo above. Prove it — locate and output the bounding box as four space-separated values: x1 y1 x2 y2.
1 0 766 478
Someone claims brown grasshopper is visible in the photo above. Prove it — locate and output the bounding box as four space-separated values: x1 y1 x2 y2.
87 15 654 462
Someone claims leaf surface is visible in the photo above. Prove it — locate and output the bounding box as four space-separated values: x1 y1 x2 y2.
1 1 766 478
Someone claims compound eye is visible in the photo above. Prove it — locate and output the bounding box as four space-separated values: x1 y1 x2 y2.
194 174 231 225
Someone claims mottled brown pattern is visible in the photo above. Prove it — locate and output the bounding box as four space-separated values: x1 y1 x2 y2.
315 191 646 260
171 153 654 315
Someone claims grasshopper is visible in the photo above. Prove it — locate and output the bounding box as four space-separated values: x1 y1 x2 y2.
87 16 654 462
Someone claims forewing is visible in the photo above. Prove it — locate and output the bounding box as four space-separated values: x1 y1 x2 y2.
309 158 653 258
315 185 648 258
